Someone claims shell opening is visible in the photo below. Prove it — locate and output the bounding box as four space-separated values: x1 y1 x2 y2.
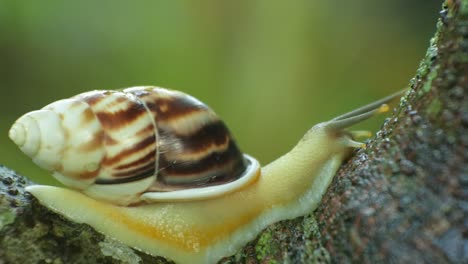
140 154 261 202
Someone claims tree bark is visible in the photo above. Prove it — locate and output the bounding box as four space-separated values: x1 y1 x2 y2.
1 1 466 263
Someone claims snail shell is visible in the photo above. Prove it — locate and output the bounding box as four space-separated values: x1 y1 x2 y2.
9 86 260 205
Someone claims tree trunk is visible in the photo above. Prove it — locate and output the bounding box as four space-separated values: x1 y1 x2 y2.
0 1 466 263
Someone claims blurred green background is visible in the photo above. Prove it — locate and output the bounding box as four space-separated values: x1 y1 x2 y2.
1 1 441 185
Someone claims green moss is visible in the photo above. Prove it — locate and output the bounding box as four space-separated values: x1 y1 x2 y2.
419 31 439 93
99 237 142 264
0 208 15 229
2 220 50 263
301 214 320 238
426 98 442 117
415 22 440 81
311 247 331 263
299 215 331 263
460 0 468 16
255 230 279 263
422 64 439 94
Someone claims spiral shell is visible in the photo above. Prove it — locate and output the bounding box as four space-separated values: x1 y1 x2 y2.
9 86 260 205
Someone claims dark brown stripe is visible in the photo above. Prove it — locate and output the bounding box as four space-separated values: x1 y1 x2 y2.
102 135 156 166
113 161 155 178
157 140 245 184
95 103 147 130
80 107 97 126
61 168 100 180
103 134 119 145
158 120 231 155
94 166 155 185
78 91 148 129
115 150 155 170
100 123 154 148
78 91 107 106
107 95 127 106
144 95 210 122
136 124 155 137
79 169 101 180
203 158 246 185
78 130 105 152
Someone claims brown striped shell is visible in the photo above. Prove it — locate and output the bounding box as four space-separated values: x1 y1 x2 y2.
9 86 260 205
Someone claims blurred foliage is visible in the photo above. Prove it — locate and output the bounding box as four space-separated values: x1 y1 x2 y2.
0 1 441 184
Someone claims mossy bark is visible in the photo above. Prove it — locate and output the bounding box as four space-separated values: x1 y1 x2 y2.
0 1 466 263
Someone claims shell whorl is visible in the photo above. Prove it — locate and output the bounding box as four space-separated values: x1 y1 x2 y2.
71 90 158 185
124 87 247 187
9 86 250 204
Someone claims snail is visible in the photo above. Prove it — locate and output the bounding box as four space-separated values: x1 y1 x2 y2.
9 87 260 205
9 86 405 264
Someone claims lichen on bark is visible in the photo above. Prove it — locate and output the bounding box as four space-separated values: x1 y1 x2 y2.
0 0 466 263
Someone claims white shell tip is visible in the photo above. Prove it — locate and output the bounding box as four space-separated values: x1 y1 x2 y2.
9 122 26 146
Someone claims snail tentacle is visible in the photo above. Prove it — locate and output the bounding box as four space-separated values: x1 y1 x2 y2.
349 130 373 139
331 89 406 121
325 103 389 132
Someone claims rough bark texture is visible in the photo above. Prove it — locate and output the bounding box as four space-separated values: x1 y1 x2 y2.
0 1 466 263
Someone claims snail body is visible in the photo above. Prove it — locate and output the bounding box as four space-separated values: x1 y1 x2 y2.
10 86 404 264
